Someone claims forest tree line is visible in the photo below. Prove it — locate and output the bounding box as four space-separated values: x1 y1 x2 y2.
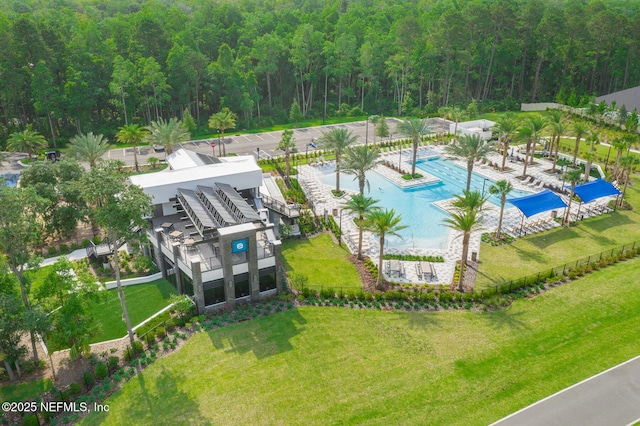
1 0 640 146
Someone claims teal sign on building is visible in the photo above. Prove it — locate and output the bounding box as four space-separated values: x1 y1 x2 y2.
231 238 248 253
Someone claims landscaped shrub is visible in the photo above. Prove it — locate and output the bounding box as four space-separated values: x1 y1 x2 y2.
21 414 39 426
135 312 171 338
438 291 453 302
108 356 119 373
144 331 156 346
132 340 144 354
82 371 95 388
155 326 166 339
95 362 108 380
68 383 82 397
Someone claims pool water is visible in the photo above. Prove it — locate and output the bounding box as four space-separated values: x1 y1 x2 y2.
318 158 530 250
0 174 19 188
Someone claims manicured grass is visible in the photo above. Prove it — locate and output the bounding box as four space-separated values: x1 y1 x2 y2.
0 378 52 403
87 279 177 344
48 279 177 351
282 234 362 291
80 257 640 425
477 174 640 289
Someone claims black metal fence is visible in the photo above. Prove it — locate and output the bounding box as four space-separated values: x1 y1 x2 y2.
290 240 640 301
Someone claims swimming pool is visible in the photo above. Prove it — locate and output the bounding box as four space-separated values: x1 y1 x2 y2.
317 158 530 250
0 174 19 188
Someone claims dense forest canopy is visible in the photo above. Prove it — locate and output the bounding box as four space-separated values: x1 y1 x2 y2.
1 0 640 146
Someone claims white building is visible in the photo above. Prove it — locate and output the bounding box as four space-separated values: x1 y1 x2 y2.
128 149 299 313
449 119 496 141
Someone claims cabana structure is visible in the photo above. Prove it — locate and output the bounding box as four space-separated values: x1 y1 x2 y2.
508 189 568 235
568 179 621 219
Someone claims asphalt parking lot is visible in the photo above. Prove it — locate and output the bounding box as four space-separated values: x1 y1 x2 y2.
100 117 454 166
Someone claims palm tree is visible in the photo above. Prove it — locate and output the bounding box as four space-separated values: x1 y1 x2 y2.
443 205 483 292
208 108 236 156
6 125 48 162
571 121 590 166
612 136 631 180
549 120 569 172
369 115 380 144
364 208 407 290
145 117 190 158
341 145 381 195
562 169 583 225
444 133 495 191
396 117 430 178
438 106 451 140
343 194 379 260
449 107 464 143
515 124 534 177
547 110 564 168
116 124 148 172
618 155 640 208
318 128 357 194
493 114 518 171
451 189 488 214
68 132 110 168
583 132 599 182
277 129 296 183
525 116 547 166
488 180 513 239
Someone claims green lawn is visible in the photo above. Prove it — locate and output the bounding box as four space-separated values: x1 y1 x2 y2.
37 279 177 351
80 257 640 425
477 174 640 289
87 279 177 344
0 378 52 403
48 279 177 351
282 234 362 291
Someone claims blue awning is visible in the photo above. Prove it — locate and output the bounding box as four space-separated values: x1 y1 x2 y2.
569 179 621 203
508 189 568 218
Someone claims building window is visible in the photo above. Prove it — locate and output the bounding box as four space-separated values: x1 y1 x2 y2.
164 256 177 288
259 266 277 292
181 271 194 297
203 279 225 305
234 273 250 298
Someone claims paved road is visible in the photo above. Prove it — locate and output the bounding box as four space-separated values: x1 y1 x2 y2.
491 355 640 426
101 118 406 167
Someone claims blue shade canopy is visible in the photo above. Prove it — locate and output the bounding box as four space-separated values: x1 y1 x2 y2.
569 179 621 203
508 189 568 218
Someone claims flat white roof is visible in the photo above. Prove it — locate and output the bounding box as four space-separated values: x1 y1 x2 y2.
218 222 257 236
130 152 262 205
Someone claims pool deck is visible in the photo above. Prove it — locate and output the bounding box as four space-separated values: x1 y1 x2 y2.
298 144 619 287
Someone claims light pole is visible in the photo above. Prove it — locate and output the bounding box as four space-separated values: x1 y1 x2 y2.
481 177 489 197
339 209 342 246
365 115 369 146
604 143 613 171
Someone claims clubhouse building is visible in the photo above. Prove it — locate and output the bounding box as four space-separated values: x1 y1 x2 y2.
129 149 299 314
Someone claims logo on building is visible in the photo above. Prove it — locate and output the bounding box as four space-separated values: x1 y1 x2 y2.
231 238 248 253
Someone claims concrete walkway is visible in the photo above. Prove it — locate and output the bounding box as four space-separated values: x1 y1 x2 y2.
491 355 640 426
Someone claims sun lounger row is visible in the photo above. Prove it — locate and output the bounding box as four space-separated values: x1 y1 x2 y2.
509 217 557 236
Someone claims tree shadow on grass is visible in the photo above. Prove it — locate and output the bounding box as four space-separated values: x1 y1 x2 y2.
207 309 307 360
87 366 204 425
511 244 548 263
480 308 529 331
393 310 441 330
525 227 581 251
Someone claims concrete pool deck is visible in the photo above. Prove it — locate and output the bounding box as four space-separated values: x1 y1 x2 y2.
298 144 619 286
